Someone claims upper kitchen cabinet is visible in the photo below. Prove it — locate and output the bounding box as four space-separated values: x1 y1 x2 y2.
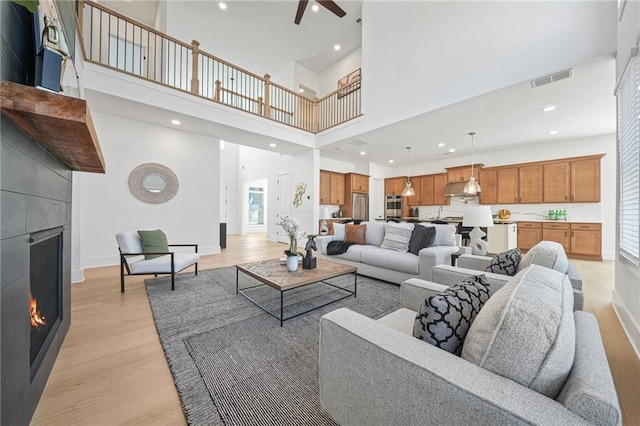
447 164 483 183
416 175 432 205
479 169 497 204
543 162 571 202
433 173 449 206
497 167 519 204
571 157 601 202
320 170 346 205
407 176 423 206
385 176 406 196
518 164 543 203
346 173 369 194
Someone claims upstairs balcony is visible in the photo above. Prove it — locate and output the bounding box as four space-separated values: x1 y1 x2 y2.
78 0 362 134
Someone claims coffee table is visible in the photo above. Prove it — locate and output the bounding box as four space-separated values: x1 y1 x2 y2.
236 258 357 326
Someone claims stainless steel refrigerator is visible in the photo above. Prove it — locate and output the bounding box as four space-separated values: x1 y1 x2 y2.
351 193 369 221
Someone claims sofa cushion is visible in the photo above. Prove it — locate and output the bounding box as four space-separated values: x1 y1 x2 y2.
485 248 522 276
332 244 379 263
345 223 367 245
138 229 169 259
333 223 345 241
380 223 414 252
364 221 385 246
129 252 199 274
361 248 419 275
408 226 437 255
377 308 416 336
413 275 490 355
418 224 457 247
517 241 569 274
461 265 575 399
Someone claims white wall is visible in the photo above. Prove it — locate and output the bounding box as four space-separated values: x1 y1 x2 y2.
614 0 640 356
79 112 220 268
219 141 241 234
319 47 362 97
294 63 320 96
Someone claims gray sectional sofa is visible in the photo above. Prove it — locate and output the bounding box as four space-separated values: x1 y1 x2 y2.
316 221 459 284
319 264 621 426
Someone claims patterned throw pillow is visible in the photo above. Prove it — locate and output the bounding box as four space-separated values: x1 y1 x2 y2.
408 225 437 255
380 223 414 252
485 248 522 276
413 275 491 355
345 224 367 245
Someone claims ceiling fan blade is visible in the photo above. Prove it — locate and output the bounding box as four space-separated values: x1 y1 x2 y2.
294 0 309 25
317 0 346 18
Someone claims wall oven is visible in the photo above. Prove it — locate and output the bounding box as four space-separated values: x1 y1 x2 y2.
385 196 403 219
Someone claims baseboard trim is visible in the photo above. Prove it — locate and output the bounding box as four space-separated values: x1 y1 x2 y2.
71 269 85 284
82 246 221 269
612 289 640 360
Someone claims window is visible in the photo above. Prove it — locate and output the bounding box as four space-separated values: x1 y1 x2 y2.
248 186 265 226
617 50 639 265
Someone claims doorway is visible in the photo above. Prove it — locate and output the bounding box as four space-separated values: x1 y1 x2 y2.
276 173 291 243
243 179 267 233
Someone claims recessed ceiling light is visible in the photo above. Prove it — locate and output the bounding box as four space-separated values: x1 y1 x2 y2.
542 105 557 112
360 151 366 155
388 160 395 163
548 130 559 135
312 4 319 12
218 2 227 10
171 119 181 125
269 143 276 147
299 88 304 93
438 142 445 147
448 148 456 153
334 44 341 51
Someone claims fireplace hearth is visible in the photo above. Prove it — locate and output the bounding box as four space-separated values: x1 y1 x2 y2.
29 227 63 379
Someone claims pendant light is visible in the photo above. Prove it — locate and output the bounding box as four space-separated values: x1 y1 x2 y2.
401 147 415 197
463 132 481 195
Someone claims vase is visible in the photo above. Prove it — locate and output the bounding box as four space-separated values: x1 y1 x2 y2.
286 255 298 272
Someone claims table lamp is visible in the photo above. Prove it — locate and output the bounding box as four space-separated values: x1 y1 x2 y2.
463 205 494 255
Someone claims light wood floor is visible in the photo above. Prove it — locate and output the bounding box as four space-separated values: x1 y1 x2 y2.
31 235 640 425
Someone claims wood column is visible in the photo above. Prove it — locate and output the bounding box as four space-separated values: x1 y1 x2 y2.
263 73 271 118
190 39 200 95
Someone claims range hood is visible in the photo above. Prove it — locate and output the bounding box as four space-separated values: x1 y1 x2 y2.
445 181 475 197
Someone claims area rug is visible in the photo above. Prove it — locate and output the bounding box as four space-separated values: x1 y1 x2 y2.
145 266 401 426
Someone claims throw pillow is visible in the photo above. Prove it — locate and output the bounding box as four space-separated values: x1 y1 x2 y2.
485 248 522 276
379 223 414 252
413 275 491 355
138 229 169 259
408 225 437 255
333 223 345 241
345 224 367 245
364 221 386 246
461 265 575 399
420 224 457 246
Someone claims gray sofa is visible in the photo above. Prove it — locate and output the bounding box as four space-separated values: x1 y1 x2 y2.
319 265 621 426
432 241 584 311
316 221 459 284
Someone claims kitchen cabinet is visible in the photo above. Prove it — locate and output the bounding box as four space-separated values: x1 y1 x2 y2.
330 172 346 205
407 175 423 206
479 169 497 204
497 167 519 204
571 223 601 259
488 223 517 254
417 175 433 205
543 162 571 202
518 165 543 203
433 173 449 206
571 158 600 202
385 176 406 196
447 164 483 183
542 222 571 254
320 170 331 204
347 173 369 194
517 222 542 251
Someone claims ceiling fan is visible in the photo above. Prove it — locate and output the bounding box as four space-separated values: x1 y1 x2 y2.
294 0 346 25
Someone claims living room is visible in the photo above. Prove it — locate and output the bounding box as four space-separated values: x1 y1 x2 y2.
1 0 639 425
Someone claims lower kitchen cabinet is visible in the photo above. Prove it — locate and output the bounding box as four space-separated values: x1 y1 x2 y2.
516 222 542 251
517 221 601 261
570 223 602 259
542 222 571 254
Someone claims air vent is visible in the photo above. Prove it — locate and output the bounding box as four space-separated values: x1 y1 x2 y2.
356 17 362 25
349 140 367 146
530 68 573 88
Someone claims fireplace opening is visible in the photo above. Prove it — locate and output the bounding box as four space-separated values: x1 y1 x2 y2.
29 227 63 379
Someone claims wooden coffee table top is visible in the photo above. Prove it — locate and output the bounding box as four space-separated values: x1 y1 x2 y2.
236 258 356 291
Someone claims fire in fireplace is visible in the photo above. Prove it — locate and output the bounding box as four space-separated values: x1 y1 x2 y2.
29 227 63 378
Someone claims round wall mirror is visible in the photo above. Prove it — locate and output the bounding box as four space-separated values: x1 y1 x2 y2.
128 163 179 204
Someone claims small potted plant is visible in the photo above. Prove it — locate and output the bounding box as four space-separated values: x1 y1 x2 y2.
277 216 304 271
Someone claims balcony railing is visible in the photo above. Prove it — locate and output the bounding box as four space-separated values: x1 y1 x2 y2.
79 0 362 133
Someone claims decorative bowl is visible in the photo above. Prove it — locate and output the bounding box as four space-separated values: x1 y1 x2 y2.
498 209 511 220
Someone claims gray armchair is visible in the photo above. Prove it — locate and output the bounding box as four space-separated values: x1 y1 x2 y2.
319 274 620 426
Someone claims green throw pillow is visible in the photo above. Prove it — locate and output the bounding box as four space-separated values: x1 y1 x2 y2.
138 230 169 259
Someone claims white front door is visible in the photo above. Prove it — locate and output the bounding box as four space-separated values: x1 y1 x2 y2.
276 173 290 243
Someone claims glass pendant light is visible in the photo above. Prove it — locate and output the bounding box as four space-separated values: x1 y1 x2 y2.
463 132 481 195
401 147 415 197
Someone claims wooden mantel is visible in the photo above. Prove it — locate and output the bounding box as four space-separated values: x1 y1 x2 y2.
1 81 105 173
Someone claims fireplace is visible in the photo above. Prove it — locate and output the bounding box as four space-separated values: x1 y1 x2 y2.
29 227 64 379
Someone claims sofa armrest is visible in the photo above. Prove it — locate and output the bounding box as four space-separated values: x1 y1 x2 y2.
431 264 510 295
400 278 449 311
457 254 493 270
567 263 582 291
320 308 588 426
417 245 459 281
316 235 335 255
